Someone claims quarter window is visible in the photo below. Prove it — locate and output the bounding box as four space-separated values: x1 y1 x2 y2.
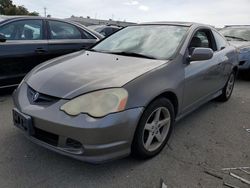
0 20 43 40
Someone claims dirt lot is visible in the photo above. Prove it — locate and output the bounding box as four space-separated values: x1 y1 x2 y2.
0 79 249 188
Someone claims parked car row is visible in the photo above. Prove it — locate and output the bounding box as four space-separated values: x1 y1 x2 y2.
88 24 122 37
1 16 250 90
0 16 103 89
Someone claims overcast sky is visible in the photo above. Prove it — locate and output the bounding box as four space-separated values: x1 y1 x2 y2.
12 0 250 27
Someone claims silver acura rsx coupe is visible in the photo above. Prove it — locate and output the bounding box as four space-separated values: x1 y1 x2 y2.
13 22 238 163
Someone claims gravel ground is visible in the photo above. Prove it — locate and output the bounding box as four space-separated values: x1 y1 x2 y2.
0 79 249 188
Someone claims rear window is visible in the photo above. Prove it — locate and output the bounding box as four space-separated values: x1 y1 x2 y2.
48 20 82 39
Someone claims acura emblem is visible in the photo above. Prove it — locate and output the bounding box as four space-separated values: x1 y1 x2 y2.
32 92 40 102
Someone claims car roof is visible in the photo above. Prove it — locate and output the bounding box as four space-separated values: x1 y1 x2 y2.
0 15 96 25
224 25 250 28
225 25 250 27
0 15 42 21
0 15 70 22
0 15 104 39
89 25 120 29
138 21 212 27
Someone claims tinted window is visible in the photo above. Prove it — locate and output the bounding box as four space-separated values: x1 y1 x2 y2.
112 27 120 33
0 20 43 40
99 27 113 36
189 29 216 53
196 31 210 48
95 27 105 33
212 30 228 51
48 21 82 39
93 25 189 60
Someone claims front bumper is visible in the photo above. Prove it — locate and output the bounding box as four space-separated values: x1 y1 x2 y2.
13 83 143 163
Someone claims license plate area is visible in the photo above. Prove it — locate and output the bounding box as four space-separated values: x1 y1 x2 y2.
13 108 34 135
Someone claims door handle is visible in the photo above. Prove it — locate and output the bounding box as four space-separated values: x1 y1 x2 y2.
35 48 47 54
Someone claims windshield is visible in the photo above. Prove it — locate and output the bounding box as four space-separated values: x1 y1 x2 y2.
220 27 250 41
92 25 189 60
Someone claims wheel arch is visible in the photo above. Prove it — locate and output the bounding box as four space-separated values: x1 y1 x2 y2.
131 90 178 157
145 91 179 117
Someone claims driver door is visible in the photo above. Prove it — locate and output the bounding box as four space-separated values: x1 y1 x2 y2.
182 29 223 112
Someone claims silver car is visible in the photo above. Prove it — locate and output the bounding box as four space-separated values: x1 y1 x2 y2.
220 25 250 79
13 22 238 163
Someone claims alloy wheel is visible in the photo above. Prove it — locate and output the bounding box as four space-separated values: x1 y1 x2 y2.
226 73 235 98
142 107 171 152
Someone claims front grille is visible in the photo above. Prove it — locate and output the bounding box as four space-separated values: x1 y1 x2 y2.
31 126 84 154
33 127 59 146
27 86 59 104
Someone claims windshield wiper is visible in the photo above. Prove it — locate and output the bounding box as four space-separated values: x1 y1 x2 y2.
107 51 157 59
224 35 248 41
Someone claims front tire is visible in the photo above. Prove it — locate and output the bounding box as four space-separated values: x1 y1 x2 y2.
132 98 174 159
217 72 236 102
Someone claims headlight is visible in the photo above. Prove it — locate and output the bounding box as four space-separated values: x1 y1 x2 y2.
60 88 128 118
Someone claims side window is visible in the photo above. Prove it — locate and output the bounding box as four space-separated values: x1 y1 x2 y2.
212 30 228 51
189 29 217 54
196 31 209 48
103 28 110 35
48 21 82 39
0 20 43 40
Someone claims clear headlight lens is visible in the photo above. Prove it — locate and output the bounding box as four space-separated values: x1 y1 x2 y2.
60 88 128 118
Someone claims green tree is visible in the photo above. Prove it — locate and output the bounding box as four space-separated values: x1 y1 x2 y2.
0 0 39 16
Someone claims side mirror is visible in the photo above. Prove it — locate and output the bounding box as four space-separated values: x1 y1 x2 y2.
188 48 213 62
0 34 6 42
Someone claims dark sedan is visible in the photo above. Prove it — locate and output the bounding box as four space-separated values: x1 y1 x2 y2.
88 25 121 37
0 16 103 89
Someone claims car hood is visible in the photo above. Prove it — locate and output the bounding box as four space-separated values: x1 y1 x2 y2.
229 41 250 49
27 51 167 99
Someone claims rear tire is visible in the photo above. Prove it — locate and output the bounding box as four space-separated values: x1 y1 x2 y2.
131 98 174 159
216 72 236 102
